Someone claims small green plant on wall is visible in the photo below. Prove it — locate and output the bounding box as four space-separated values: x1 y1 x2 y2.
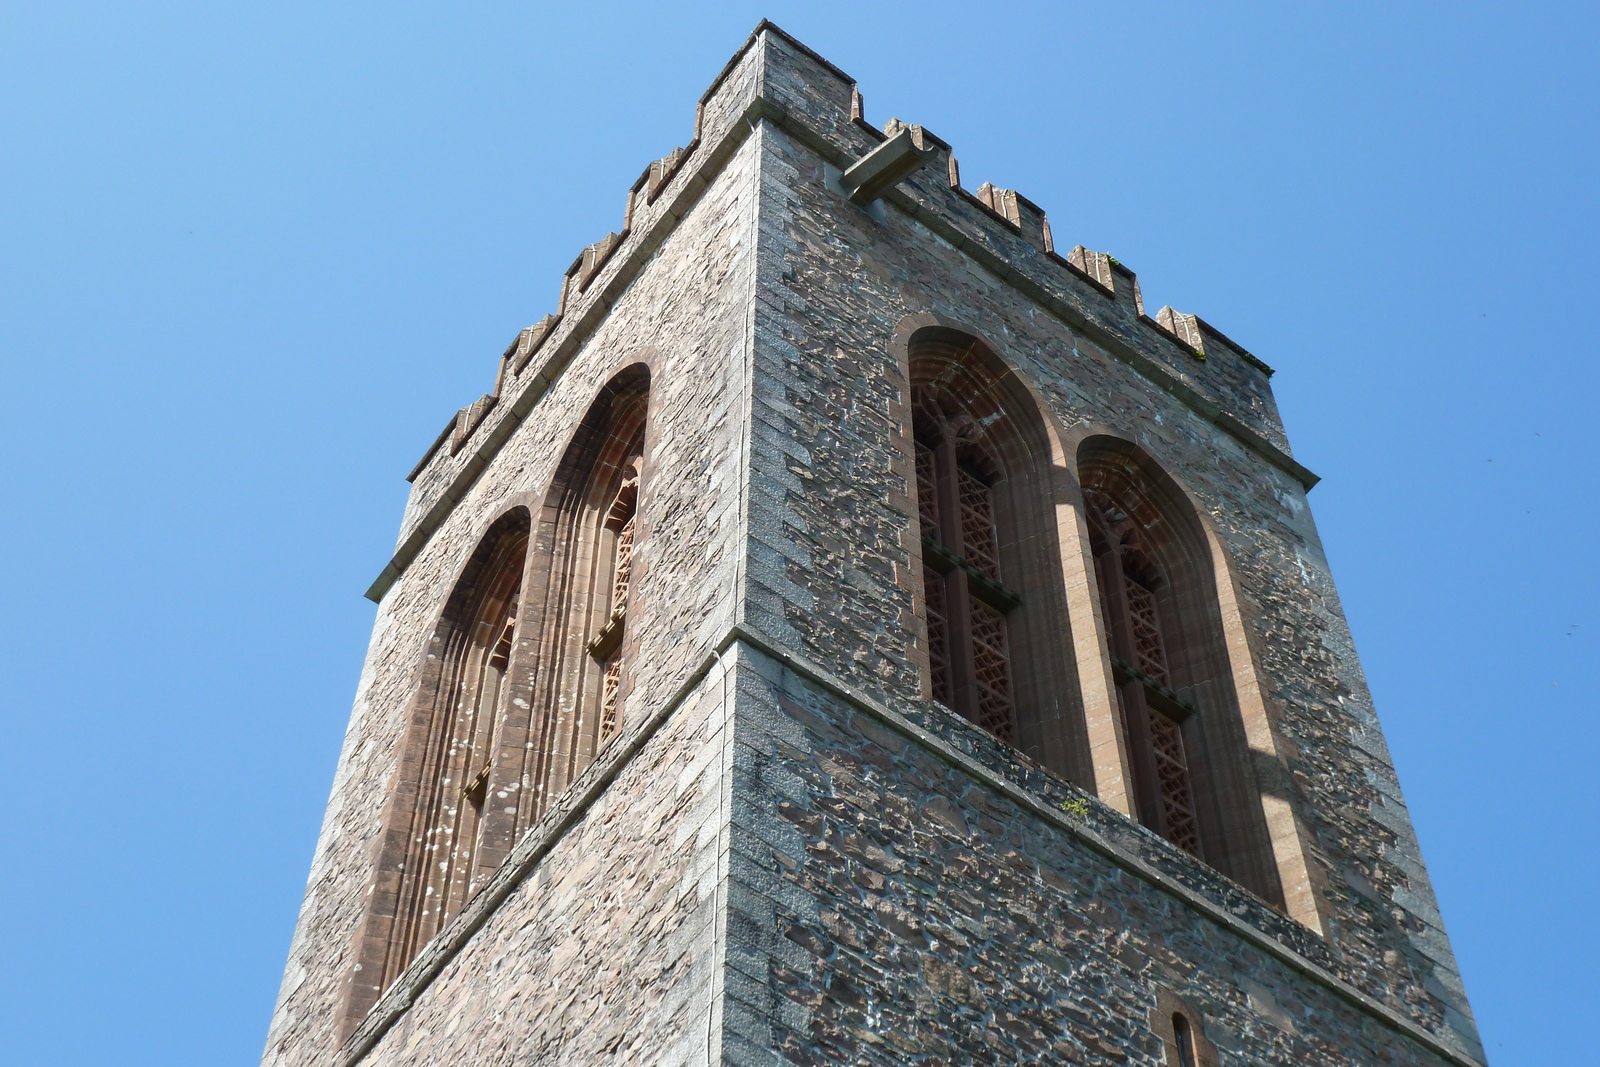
1061 796 1090 819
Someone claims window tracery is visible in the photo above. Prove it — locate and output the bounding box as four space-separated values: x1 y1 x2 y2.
915 411 1019 744
1088 488 1204 857
1078 439 1282 905
346 370 651 1031
902 327 1091 781
592 464 638 749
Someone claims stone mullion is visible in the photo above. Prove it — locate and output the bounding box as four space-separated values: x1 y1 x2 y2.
476 567 536 881
459 623 512 892
1147 576 1222 863
943 570 983 726
1121 687 1167 841
934 434 982 726
551 525 600 803
572 514 611 769
444 635 502 935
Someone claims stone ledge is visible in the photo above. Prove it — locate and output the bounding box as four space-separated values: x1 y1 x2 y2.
727 623 1483 1067
336 621 1484 1067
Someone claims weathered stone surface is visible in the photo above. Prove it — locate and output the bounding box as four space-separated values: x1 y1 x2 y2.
726 650 1463 1067
261 22 1482 1067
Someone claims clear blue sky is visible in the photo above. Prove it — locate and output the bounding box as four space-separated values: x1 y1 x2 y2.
1 3 1592 1064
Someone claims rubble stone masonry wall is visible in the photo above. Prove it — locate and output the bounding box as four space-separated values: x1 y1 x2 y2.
735 28 1480 1064
721 646 1465 1066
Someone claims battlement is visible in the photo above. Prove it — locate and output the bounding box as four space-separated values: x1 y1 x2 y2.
407 20 1298 504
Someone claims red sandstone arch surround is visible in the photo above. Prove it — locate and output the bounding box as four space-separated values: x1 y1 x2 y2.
512 365 649 827
341 365 651 1034
891 316 1325 932
342 506 532 1030
1077 435 1286 907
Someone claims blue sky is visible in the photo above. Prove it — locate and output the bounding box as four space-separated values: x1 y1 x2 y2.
0 3 1593 1064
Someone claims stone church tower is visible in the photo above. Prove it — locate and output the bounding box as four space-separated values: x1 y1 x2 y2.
262 23 1484 1067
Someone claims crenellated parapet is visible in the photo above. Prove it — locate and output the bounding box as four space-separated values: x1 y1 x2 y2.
1156 305 1205 355
406 18 1305 540
1066 244 1115 293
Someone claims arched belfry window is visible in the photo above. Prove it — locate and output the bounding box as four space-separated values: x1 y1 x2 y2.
1080 438 1284 903
350 509 532 1018
344 370 650 1033
517 368 649 823
905 328 1092 784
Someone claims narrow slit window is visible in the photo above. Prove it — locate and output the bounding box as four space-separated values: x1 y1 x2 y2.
1173 1013 1197 1067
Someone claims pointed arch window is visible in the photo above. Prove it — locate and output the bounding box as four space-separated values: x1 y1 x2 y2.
346 511 531 1020
518 369 649 822
345 370 651 1033
903 327 1093 785
1080 438 1284 904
